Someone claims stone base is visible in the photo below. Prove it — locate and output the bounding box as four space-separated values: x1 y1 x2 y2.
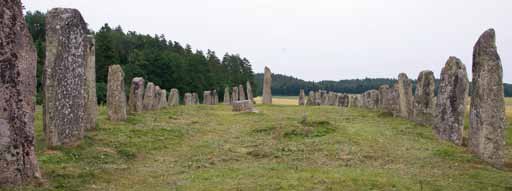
232 100 257 112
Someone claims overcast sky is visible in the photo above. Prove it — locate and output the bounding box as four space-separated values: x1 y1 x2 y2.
25 0 511 82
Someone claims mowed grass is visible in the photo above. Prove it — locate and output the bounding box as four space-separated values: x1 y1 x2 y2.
8 97 512 191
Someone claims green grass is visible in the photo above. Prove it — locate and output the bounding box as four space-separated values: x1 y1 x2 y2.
7 102 512 191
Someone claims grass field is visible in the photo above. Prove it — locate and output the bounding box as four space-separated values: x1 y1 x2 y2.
9 97 512 191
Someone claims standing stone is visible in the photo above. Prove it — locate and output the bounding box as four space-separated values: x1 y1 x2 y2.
168 88 180 106
143 82 156 110
348 95 357 107
158 89 167 108
43 8 88 147
298 89 306 105
184 93 193 105
213 90 219 104
364 90 380 109
203 91 212 105
314 91 322 106
338 94 349 107
107 65 127 121
468 29 506 168
84 35 97 130
152 86 162 109
224 87 231 104
0 0 42 185
192 92 199 105
262 66 272 104
128 77 144 113
239 84 246 100
378 85 390 110
397 73 414 119
434 57 468 146
232 86 239 103
246 81 255 104
232 100 256 112
320 90 329 105
306 91 315 106
413 70 436 125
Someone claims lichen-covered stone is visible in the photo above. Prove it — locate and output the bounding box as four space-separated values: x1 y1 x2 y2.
203 91 212 105
43 8 88 147
468 29 506 168
239 84 246 101
143 82 156 110
224 87 231 104
397 73 414 119
152 86 162 109
298 89 305 105
232 86 239 103
337 94 349 107
192 92 199 105
84 35 97 130
107 65 127 121
184 93 193 105
262 66 272 104
434 57 468 146
128 77 144 113
413 70 436 125
362 90 380 109
159 89 167 108
246 81 255 104
306 91 315 106
213 90 219 104
320 90 329 105
168 88 180 106
0 0 42 185
314 91 322 106
232 100 256 112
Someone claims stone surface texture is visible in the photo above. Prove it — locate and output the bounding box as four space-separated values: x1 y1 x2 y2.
84 35 96 130
413 70 436 125
143 82 155 110
262 66 272 104
168 88 180 106
107 65 127 121
232 100 256 112
397 73 414 119
128 77 145 113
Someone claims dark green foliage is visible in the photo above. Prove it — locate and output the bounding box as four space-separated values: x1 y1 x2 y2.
24 11 254 104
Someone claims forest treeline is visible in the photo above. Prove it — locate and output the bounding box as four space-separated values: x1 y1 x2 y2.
25 11 255 104
255 73 512 97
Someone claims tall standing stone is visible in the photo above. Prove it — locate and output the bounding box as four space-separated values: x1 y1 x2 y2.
203 91 212 105
239 84 246 100
43 8 88 147
412 70 436 125
213 90 219 104
160 90 168 108
378 85 389 110
397 73 414 119
168 88 180 106
434 57 468 146
184 93 193 105
306 91 315 106
84 35 97 130
298 89 306 105
314 91 322 106
143 82 156 110
468 29 506 168
232 86 239 103
0 0 41 185
224 87 231 104
128 77 145 113
192 92 199 105
107 65 127 121
320 90 328 105
152 86 162 109
262 66 272 104
246 81 254 104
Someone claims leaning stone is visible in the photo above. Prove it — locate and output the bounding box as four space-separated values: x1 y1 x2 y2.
168 88 180 106
434 57 468 146
262 66 272 104
232 100 257 112
84 35 97 130
0 0 42 185
232 86 239 102
239 84 246 100
246 81 255 104
298 89 306 105
413 70 436 125
107 65 127 121
143 82 156 110
468 29 506 168
128 77 145 113
224 87 231 104
397 73 414 119
43 8 88 147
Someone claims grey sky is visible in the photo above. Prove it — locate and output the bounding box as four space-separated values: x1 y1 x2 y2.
25 0 511 82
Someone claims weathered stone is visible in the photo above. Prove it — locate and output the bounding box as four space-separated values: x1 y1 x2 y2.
84 35 97 130
107 65 127 121
246 81 255 104
327 92 337 106
337 94 349 107
43 8 88 147
232 100 256 112
262 66 272 104
143 82 156 110
192 92 199 105
413 70 436 125
184 93 193 105
203 91 212 105
232 86 239 102
468 29 506 168
434 57 468 146
152 86 161 109
128 77 145 113
0 0 42 185
378 85 389 110
168 88 180 106
397 73 414 119
314 91 322 106
224 87 231 104
213 90 219 104
306 91 315 106
157 89 167 108
239 84 246 100
298 89 306 105
320 90 329 105
365 90 380 109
